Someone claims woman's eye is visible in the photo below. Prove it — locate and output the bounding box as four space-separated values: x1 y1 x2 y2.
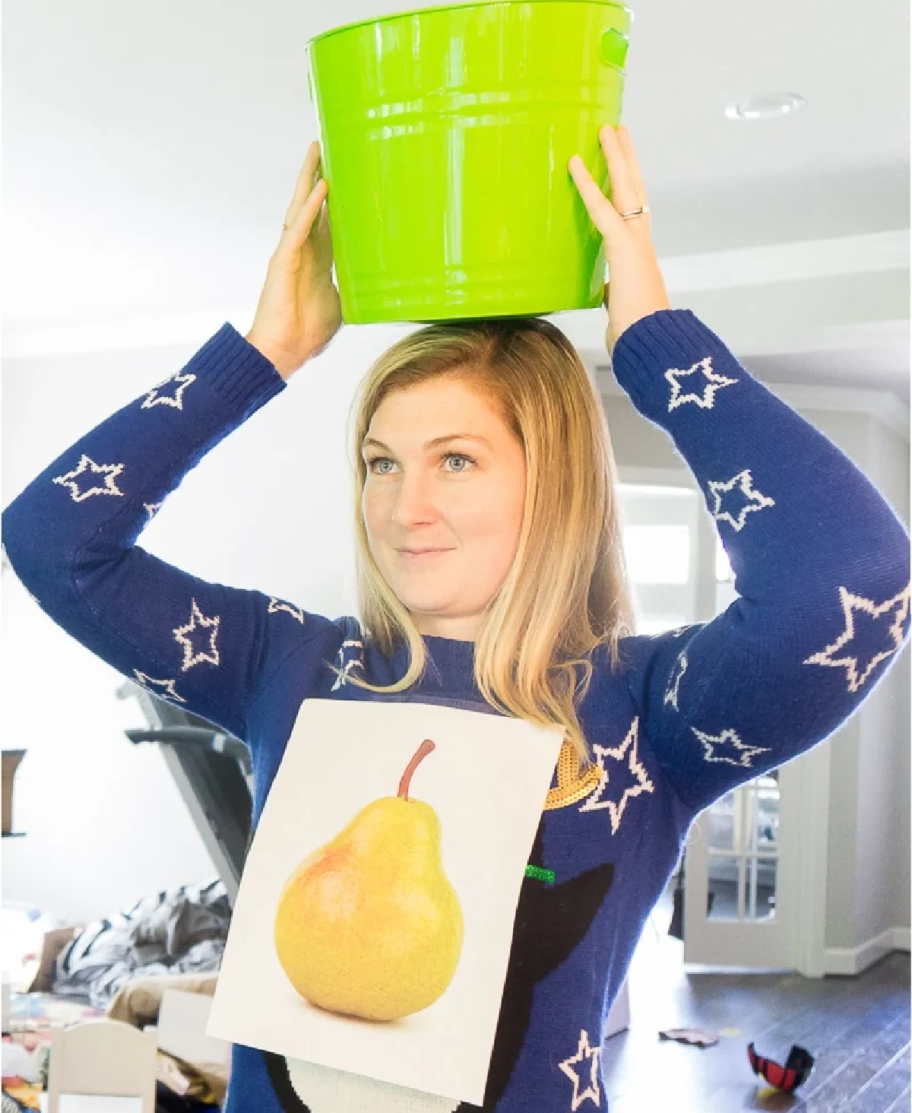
367 454 396 471
445 453 475 471
366 453 476 474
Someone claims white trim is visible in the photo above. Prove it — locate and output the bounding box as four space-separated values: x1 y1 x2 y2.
601 376 910 442
736 318 910 358
786 741 831 979
768 383 910 442
6 233 907 360
682 963 794 974
659 231 909 293
824 927 910 975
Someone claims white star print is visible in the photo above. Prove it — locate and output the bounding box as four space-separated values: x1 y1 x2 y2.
52 455 125 502
664 652 688 710
579 716 654 833
707 469 776 532
691 726 769 768
670 625 692 638
558 1029 601 1110
133 670 187 703
141 371 196 410
330 638 365 691
666 356 739 412
143 502 163 520
173 599 221 672
803 583 911 692
267 597 305 624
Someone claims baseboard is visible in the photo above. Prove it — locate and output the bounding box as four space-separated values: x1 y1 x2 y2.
824 926 910 975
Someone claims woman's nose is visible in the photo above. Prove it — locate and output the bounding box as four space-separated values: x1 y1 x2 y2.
390 473 439 526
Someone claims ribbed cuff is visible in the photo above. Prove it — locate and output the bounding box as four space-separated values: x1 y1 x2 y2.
186 322 287 414
611 309 729 404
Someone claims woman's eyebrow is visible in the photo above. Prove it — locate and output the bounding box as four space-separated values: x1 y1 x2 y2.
361 433 493 452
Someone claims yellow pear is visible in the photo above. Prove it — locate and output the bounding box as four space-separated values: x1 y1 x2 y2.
274 738 464 1021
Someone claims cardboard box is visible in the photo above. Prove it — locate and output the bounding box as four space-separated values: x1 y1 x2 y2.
2 750 26 835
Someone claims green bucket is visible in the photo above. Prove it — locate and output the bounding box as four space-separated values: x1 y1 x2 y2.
305 0 632 324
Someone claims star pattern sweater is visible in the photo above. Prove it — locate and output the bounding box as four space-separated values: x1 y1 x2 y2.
3 308 910 1113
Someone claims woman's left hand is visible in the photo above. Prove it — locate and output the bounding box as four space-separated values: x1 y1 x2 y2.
568 125 671 354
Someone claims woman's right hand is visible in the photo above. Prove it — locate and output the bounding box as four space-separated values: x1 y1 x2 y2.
245 140 343 380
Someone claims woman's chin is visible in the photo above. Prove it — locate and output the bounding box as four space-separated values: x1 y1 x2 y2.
403 599 450 619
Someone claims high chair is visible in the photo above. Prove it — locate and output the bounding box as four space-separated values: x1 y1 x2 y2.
45 1019 157 1113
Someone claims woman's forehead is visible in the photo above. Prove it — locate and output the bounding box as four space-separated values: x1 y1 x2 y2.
370 378 502 426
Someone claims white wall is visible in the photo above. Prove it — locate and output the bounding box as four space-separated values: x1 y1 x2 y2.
2 574 218 922
801 407 911 954
729 401 912 959
852 411 910 945
875 421 912 934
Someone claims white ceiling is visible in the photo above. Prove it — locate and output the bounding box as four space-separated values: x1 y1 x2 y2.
3 0 910 403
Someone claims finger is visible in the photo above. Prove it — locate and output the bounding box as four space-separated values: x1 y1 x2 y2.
568 154 624 239
283 141 322 229
598 124 642 216
616 126 649 208
277 177 328 257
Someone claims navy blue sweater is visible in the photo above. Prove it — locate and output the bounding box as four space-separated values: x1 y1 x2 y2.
3 309 909 1112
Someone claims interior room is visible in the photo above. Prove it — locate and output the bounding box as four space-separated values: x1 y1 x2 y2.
2 0 909 1111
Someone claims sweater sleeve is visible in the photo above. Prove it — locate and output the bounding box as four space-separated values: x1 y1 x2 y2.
1 323 337 744
612 309 911 815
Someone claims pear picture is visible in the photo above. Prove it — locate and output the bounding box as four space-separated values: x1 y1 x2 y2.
274 738 464 1022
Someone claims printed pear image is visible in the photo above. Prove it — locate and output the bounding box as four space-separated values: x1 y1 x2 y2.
274 738 464 1021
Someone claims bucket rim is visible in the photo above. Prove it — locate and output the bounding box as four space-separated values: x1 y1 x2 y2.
306 0 634 51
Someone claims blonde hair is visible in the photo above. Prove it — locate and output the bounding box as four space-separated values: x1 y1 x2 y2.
331 317 636 774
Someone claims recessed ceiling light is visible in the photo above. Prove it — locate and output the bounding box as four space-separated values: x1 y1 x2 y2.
724 93 807 120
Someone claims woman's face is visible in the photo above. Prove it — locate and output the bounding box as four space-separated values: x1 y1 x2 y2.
361 377 527 642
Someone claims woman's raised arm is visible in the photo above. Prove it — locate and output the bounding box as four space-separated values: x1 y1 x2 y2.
1 325 337 743
613 308 910 815
2 143 344 743
571 125 909 814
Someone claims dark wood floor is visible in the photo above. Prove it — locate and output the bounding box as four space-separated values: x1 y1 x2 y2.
601 892 910 1113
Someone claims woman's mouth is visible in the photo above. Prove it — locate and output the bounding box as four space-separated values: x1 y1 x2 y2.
398 548 453 562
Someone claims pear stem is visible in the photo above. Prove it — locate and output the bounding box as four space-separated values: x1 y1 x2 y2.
398 738 435 801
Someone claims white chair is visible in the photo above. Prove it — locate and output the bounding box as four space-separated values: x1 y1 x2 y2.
157 988 230 1067
45 1018 157 1113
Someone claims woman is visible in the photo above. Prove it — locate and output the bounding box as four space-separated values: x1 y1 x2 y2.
3 126 909 1113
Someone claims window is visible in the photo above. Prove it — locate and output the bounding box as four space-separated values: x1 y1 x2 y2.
617 484 699 636
622 525 690 585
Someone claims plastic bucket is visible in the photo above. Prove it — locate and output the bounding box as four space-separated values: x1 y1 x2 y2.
306 1 632 324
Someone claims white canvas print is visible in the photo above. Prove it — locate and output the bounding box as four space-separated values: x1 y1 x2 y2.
207 697 563 1106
